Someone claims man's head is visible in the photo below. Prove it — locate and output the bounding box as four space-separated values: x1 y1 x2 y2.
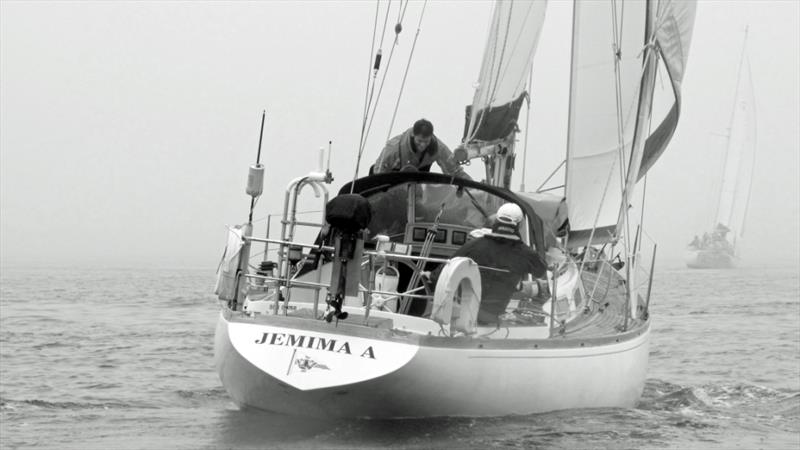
490 203 523 240
412 119 434 152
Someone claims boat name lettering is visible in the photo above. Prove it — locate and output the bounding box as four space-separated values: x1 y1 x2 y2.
254 332 376 359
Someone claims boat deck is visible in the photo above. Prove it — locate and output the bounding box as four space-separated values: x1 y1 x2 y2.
238 263 647 341
560 267 647 338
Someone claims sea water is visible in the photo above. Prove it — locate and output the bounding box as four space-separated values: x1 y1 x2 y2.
1 265 798 449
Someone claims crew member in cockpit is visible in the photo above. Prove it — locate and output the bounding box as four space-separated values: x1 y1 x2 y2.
371 118 471 180
442 203 547 325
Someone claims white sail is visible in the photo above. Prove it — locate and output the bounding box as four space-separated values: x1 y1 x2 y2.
564 0 649 245
463 0 547 144
639 0 697 178
714 47 756 240
565 0 696 247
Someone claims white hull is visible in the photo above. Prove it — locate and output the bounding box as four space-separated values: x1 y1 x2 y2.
214 310 650 418
684 249 736 269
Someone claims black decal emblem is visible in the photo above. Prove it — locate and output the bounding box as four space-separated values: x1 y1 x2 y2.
294 354 330 373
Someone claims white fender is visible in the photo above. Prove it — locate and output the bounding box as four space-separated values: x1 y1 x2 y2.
214 223 250 301
372 265 400 311
431 257 482 335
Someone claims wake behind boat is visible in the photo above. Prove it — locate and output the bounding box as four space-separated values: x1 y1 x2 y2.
213 0 697 418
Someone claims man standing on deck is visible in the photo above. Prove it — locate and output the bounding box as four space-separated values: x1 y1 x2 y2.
371 118 471 179
432 203 548 325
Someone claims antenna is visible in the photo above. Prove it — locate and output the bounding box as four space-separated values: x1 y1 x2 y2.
327 141 332 172
255 110 266 164
247 110 267 223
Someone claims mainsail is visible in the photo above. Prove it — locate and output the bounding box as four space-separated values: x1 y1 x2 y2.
565 0 696 247
714 39 756 240
463 0 547 144
459 0 548 189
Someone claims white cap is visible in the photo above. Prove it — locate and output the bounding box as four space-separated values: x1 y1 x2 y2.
496 203 523 226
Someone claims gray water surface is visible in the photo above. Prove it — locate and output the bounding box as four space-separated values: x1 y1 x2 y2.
1 266 798 449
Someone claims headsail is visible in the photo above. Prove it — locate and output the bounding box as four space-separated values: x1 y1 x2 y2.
638 0 698 179
565 0 696 247
564 0 649 246
714 39 756 240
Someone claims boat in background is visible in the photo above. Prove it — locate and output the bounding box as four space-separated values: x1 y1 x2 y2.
686 29 756 269
214 0 696 418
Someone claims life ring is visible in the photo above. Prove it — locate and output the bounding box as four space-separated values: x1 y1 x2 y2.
431 257 482 335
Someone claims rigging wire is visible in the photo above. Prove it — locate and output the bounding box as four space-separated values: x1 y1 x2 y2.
739 47 757 237
714 27 750 229
397 0 409 24
353 1 395 192
609 0 632 269
358 4 409 175
535 159 566 193
611 0 628 204
385 0 428 141
510 3 541 98
495 1 538 104
576 0 627 277
464 1 537 180
378 0 393 50
637 53 659 257
357 2 381 166
608 0 637 327
487 2 513 109
364 0 394 134
464 4 503 145
520 68 533 192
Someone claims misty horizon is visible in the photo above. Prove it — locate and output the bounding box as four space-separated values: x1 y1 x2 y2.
1 1 798 271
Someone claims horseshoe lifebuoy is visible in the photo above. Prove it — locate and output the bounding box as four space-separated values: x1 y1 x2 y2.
431 257 482 335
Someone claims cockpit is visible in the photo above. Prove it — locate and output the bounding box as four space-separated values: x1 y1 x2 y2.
342 172 540 259
245 171 568 329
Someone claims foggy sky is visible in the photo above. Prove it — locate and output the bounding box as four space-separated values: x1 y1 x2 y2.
1 0 798 270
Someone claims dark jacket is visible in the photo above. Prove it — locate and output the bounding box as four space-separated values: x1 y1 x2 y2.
373 128 469 179
449 235 547 323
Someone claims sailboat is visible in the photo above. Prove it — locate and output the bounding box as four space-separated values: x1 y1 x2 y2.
214 0 696 418
685 30 756 269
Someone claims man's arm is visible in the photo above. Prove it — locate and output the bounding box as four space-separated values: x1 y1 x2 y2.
434 139 472 180
516 246 549 301
524 246 548 279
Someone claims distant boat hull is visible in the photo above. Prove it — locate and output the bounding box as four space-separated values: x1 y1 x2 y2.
684 249 736 269
214 310 650 418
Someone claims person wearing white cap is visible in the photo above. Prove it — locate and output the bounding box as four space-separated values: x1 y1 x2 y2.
436 203 547 325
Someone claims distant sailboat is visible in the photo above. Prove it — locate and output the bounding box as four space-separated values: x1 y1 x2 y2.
686 30 756 269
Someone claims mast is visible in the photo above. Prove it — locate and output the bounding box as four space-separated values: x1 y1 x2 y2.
738 48 758 239
713 27 755 237
621 0 659 323
714 28 747 226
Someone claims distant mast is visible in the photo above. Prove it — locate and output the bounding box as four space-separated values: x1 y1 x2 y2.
713 29 757 243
